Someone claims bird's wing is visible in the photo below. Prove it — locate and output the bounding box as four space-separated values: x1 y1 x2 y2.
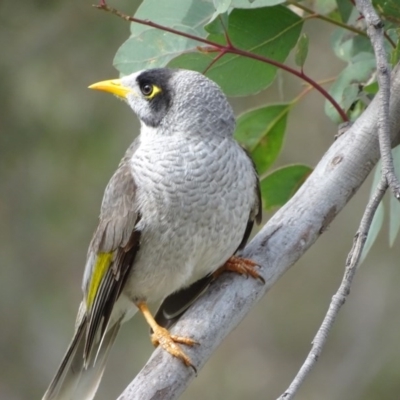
235 149 262 253
82 139 141 364
155 148 262 329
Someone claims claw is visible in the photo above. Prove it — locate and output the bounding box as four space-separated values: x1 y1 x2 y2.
216 256 265 283
137 301 198 370
151 326 197 368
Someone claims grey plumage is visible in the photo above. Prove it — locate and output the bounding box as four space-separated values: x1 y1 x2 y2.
43 68 261 400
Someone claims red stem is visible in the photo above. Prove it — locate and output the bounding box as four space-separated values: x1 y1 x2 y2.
203 49 229 74
95 3 348 122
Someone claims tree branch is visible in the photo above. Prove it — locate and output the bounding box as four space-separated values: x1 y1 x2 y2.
116 63 400 400
276 176 388 400
355 0 400 199
95 2 348 122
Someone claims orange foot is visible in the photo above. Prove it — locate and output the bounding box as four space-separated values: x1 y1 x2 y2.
215 255 265 283
150 325 197 368
137 301 197 369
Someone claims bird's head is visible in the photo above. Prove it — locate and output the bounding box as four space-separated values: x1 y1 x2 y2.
89 68 235 138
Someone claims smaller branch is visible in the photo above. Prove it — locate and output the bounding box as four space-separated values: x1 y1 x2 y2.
203 49 228 74
94 3 220 47
294 77 336 102
383 32 396 49
219 15 233 48
287 0 395 48
277 176 388 400
287 1 366 37
94 2 348 122
356 0 400 199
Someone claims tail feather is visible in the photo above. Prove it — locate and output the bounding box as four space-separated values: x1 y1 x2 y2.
74 320 121 400
43 313 122 400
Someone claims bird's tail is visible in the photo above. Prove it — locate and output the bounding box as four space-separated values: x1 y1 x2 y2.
42 306 122 400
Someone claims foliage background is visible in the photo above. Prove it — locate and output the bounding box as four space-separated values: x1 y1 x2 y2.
1 1 400 399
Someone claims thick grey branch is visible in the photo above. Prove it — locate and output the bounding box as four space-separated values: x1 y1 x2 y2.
117 64 400 400
356 0 400 198
277 176 389 400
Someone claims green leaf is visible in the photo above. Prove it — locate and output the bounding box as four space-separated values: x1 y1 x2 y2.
314 0 337 15
374 0 400 24
214 0 232 13
331 7 393 65
364 81 379 95
325 52 376 122
331 28 373 63
362 146 400 253
336 0 353 22
389 189 400 247
169 6 303 96
389 145 400 246
360 202 384 264
207 0 286 23
235 104 290 174
209 0 231 23
205 13 229 34
260 165 312 210
347 98 366 121
360 160 384 263
295 33 309 68
230 0 286 7
390 30 400 66
114 0 214 75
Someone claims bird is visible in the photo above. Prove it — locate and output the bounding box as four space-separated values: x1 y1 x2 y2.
43 68 262 400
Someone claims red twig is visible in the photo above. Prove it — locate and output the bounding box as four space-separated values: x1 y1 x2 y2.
95 1 348 122
203 49 229 74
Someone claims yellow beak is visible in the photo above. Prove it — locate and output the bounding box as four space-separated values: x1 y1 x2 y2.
88 79 133 99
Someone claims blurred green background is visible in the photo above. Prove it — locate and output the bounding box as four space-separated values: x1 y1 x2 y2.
2 1 400 399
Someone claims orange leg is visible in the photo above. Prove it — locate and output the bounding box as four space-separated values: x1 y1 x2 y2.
214 255 265 283
136 301 197 368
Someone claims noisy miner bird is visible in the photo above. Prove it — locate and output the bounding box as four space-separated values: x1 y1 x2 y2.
43 68 262 400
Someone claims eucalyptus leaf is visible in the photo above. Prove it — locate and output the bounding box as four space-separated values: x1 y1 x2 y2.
169 6 303 96
391 32 400 66
360 160 384 263
336 0 353 22
314 0 337 15
360 202 384 264
389 146 400 246
331 28 373 63
209 0 231 23
389 191 400 247
205 13 229 34
231 0 285 7
295 33 309 68
364 81 379 95
114 0 214 75
325 52 376 122
374 0 400 24
235 104 291 174
260 165 312 210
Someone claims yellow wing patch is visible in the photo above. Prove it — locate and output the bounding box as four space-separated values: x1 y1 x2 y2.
86 252 113 308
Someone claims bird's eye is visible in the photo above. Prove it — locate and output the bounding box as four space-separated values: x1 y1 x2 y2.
141 84 153 96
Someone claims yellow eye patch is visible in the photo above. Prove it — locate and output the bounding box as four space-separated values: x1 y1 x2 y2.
141 84 162 99
148 85 162 98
